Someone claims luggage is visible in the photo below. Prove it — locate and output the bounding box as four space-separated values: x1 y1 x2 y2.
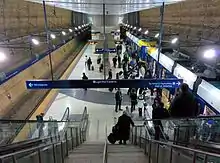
108 133 116 144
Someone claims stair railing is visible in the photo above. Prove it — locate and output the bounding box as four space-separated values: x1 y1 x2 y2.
103 123 108 163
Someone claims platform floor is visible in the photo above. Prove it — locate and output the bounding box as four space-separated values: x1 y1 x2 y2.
43 44 154 142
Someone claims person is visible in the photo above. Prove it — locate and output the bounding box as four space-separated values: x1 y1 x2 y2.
85 55 88 67
97 55 101 64
113 56 117 68
99 62 103 72
116 73 119 80
152 101 169 140
115 89 122 112
87 57 92 70
130 89 137 113
108 69 113 79
116 111 134 145
82 73 88 90
118 55 121 68
36 113 44 137
169 83 198 118
48 116 53 136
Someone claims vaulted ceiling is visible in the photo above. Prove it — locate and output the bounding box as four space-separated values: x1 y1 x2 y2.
27 0 184 15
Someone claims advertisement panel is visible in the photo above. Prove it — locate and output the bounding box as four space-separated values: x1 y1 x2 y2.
197 80 220 112
173 64 197 89
159 53 174 72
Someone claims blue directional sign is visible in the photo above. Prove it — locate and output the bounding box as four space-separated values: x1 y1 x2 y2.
26 79 183 89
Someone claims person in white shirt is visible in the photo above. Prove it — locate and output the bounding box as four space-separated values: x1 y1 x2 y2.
85 55 88 67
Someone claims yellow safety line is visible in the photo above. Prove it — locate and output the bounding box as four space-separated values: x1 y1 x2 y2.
13 43 88 142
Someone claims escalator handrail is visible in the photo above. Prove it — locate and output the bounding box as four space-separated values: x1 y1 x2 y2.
61 107 70 122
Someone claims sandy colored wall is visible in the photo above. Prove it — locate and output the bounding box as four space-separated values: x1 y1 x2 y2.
0 0 72 39
139 0 220 55
0 39 77 117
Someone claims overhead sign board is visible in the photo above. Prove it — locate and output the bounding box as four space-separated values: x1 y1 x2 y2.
26 79 183 89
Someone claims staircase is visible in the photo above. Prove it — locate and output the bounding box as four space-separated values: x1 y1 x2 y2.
107 144 148 163
65 142 104 163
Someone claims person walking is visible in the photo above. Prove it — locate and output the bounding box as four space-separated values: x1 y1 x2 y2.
82 73 88 90
113 56 117 68
130 89 137 113
85 55 88 67
116 111 134 145
87 57 92 70
108 69 113 79
115 89 122 112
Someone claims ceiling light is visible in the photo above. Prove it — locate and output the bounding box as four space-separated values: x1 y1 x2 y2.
138 28 142 32
133 27 136 30
155 33 159 38
0 52 6 62
62 31 66 36
130 26 133 28
31 38 39 45
144 30 149 35
69 29 73 32
50 34 56 39
171 37 178 44
204 49 216 59
79 26 81 29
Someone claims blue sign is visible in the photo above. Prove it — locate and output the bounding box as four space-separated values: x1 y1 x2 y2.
26 79 183 89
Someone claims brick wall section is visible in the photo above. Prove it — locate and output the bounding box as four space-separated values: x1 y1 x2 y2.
140 0 220 56
0 0 72 39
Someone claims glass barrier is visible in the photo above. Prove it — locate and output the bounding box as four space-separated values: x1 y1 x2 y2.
143 117 220 145
132 125 220 163
0 126 84 163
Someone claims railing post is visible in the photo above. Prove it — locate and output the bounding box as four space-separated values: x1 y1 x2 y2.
65 132 69 156
60 142 65 163
38 149 42 163
71 128 74 150
192 151 196 163
148 141 152 163
12 155 17 163
144 131 147 154
169 147 173 163
76 128 79 146
139 127 142 148
52 144 56 163
134 127 137 145
156 143 159 163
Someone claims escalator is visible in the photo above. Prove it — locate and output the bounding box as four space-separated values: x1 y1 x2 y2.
0 107 89 156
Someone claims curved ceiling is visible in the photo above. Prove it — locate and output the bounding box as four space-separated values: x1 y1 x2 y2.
27 0 183 15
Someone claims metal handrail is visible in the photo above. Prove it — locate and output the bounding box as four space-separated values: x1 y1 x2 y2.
103 123 108 163
133 125 220 162
61 107 70 121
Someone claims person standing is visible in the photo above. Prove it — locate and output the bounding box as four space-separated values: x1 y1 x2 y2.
130 89 137 113
108 69 113 79
116 111 134 145
169 83 198 118
82 73 88 90
36 113 44 137
87 57 92 70
115 89 122 112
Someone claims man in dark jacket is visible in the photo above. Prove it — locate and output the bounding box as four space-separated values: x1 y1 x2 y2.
117 111 134 145
115 89 122 112
108 69 113 79
169 83 198 118
82 73 88 90
130 89 137 113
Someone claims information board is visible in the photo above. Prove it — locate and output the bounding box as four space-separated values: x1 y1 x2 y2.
26 79 183 89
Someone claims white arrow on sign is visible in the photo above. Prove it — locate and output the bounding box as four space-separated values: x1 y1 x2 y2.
29 83 33 87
